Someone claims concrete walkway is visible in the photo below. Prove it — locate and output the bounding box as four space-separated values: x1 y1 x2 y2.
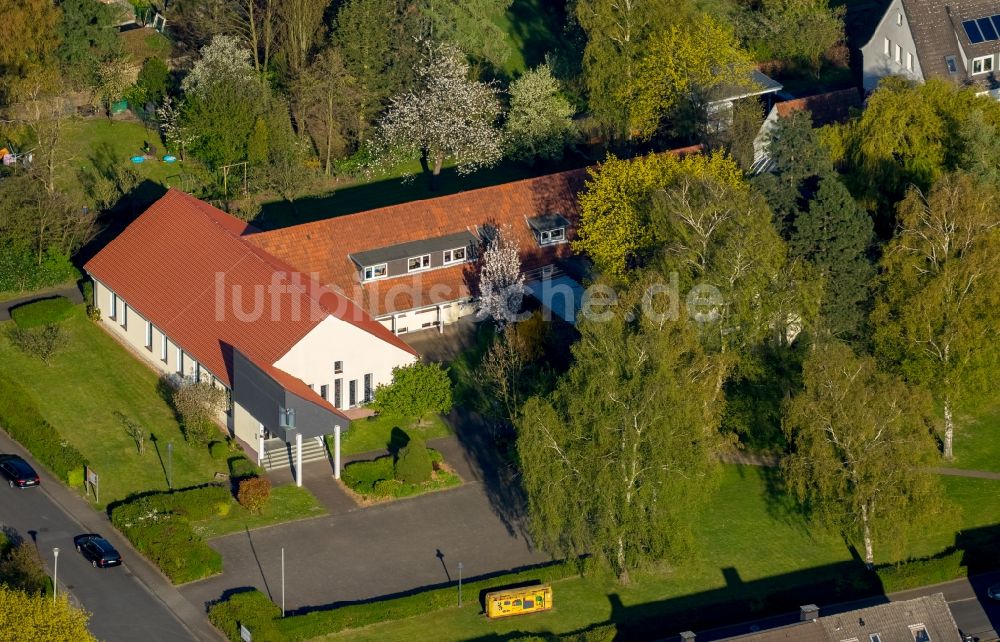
0 284 84 321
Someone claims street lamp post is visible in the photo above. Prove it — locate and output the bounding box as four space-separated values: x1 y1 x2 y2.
167 441 173 489
53 548 59 602
281 547 286 617
458 562 463 608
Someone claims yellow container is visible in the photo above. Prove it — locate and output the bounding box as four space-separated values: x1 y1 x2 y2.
485 584 553 619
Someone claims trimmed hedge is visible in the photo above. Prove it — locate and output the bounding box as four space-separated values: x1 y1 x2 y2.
208 560 583 641
110 485 230 584
10 297 75 329
228 454 264 480
0 372 87 485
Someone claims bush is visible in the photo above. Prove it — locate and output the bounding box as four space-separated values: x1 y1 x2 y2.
0 373 88 484
876 549 965 593
209 589 283 642
6 324 69 364
228 455 263 481
10 297 75 329
237 477 271 513
341 457 394 492
372 479 399 498
171 380 226 444
371 362 453 420
394 437 432 484
109 486 230 584
0 542 49 595
0 243 77 294
208 441 230 460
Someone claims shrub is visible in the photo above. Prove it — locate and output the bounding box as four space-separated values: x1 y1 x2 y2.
109 486 230 584
372 479 399 498
171 380 226 444
237 476 271 513
10 297 75 329
394 437 432 484
341 457 394 492
371 362 453 420
0 243 77 295
0 542 49 595
876 549 965 593
6 324 70 364
208 440 230 460
209 589 284 642
228 455 263 481
0 373 88 484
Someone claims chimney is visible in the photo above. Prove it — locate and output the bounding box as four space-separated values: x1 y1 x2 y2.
679 632 696 642
800 604 820 622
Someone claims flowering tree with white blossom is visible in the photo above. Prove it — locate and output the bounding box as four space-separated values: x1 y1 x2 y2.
477 223 526 326
369 42 503 177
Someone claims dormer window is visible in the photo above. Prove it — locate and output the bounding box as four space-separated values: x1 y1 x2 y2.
363 263 387 281
539 227 565 245
972 54 993 75
945 55 958 74
443 247 467 265
407 254 431 272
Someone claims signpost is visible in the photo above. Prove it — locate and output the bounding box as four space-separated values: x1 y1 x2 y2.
239 623 251 642
86 467 100 504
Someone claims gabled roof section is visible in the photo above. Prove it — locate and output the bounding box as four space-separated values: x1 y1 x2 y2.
773 88 863 124
899 0 1000 86
244 168 589 317
84 189 415 395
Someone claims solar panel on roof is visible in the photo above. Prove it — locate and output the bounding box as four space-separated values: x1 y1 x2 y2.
977 17 998 40
991 15 1000 35
965 19 986 43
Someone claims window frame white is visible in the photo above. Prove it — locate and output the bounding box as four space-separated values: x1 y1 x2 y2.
896 10 902 25
144 320 152 350
442 247 467 265
539 227 566 246
884 37 891 57
334 360 343 374
972 54 994 75
177 347 184 375
906 51 913 71
161 332 168 362
363 263 387 281
407 254 431 272
109 291 117 320
894 43 902 64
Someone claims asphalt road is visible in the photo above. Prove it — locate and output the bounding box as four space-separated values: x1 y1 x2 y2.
0 476 199 641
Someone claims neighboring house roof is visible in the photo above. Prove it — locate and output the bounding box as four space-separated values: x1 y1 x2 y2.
707 69 784 105
895 0 1000 88
244 168 589 317
84 189 414 415
772 88 863 123
720 594 962 642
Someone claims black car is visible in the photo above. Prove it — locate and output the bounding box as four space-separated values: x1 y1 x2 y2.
988 583 1000 600
74 534 122 568
0 455 40 488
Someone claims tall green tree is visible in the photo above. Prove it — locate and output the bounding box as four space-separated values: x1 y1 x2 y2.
55 0 121 86
415 0 514 69
517 284 726 582
504 64 577 162
756 0 844 76
275 0 327 77
333 0 418 142
782 341 945 566
0 0 60 101
789 175 873 341
293 45 360 174
872 173 1000 460
575 0 681 136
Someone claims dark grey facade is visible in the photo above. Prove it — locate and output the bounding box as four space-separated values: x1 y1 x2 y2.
232 348 348 444
349 231 479 281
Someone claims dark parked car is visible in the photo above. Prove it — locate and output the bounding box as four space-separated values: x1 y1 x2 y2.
0 455 40 488
988 583 1000 600
74 534 122 568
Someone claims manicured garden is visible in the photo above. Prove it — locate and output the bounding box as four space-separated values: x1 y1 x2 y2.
340 445 461 503
192 485 326 539
337 413 451 457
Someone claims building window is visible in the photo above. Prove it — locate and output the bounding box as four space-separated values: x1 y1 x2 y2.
225 387 233 416
896 11 902 25
363 263 387 281
120 302 128 329
407 254 431 272
946 55 958 73
195 362 201 382
906 52 913 71
144 321 152 350
908 625 929 642
894 43 901 64
884 37 890 57
109 292 117 320
334 360 343 374
334 379 342 408
973 55 993 74
279 407 295 428
364 373 373 403
177 348 184 375
348 379 357 407
870 634 882 642
539 227 565 245
320 384 329 400
161 333 168 362
443 247 467 265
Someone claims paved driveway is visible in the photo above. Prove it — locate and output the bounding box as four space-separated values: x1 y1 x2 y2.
180 479 550 613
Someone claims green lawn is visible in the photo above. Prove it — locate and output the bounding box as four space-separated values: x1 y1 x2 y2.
0 308 222 507
337 414 452 457
120 27 172 64
60 118 209 205
951 399 1000 473
312 465 1000 642
192 485 327 539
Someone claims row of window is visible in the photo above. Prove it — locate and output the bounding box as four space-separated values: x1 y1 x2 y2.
313 374 373 409
972 54 995 75
883 37 915 72
363 246 469 282
538 227 565 246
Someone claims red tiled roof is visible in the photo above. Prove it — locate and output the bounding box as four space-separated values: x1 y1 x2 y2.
244 168 589 317
83 189 414 416
773 89 862 124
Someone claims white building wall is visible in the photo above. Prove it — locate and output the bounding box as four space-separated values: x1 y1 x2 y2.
273 314 417 410
861 0 924 91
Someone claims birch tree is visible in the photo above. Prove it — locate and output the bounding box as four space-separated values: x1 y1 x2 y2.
293 46 359 175
517 285 726 582
504 64 577 162
782 342 945 566
370 42 502 177
477 223 525 326
872 173 1000 460
276 0 326 77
